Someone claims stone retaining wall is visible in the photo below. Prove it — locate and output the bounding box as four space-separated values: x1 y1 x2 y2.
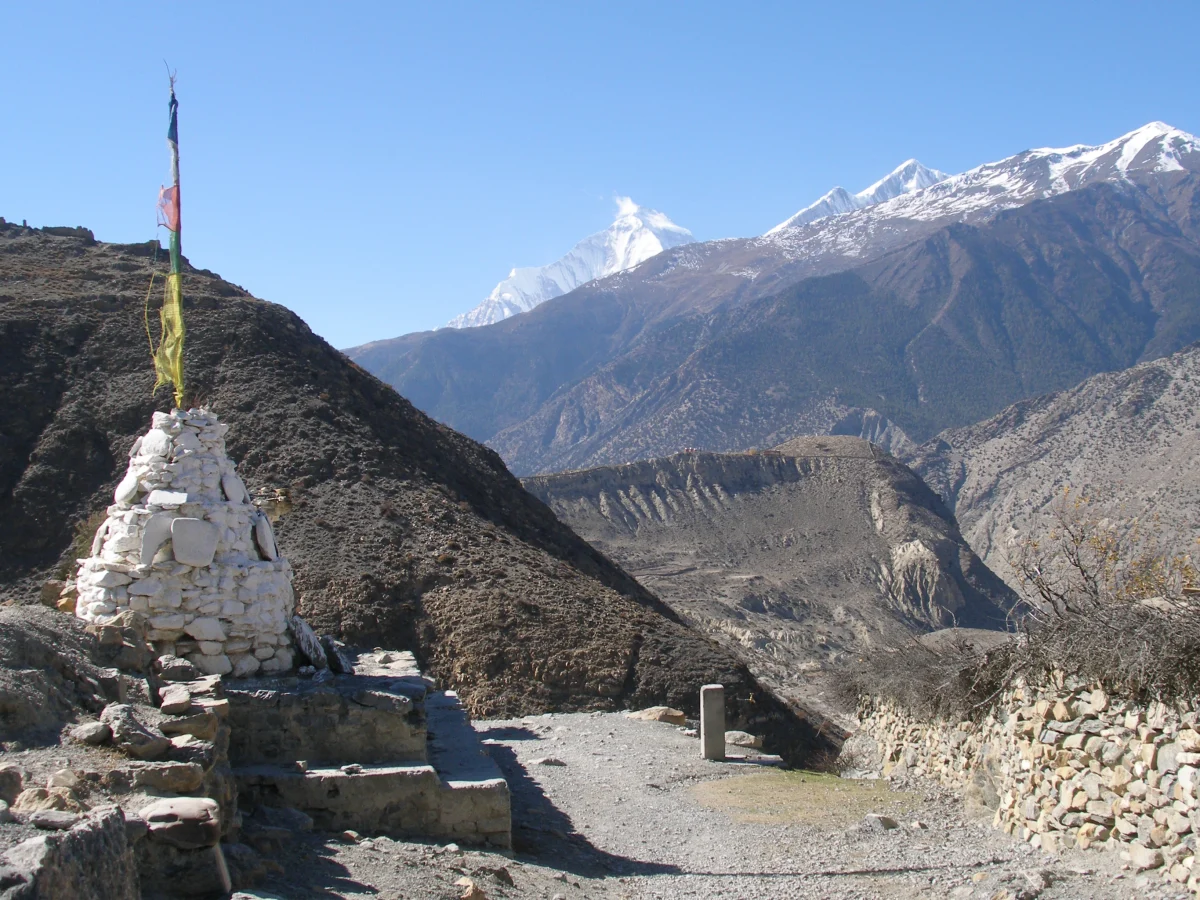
855 682 1200 890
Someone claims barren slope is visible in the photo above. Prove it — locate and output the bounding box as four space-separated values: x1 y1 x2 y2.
523 437 1015 710
0 222 825 755
910 343 1200 587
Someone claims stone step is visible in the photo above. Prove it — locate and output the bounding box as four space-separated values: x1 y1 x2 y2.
229 651 511 848
225 666 430 766
233 756 510 848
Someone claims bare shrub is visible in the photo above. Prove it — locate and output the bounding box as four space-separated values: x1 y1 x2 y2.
1006 491 1200 703
842 491 1200 718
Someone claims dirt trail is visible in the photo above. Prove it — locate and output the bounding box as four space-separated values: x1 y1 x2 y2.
253 711 1181 900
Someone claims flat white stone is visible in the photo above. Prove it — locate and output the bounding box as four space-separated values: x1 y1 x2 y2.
92 570 132 589
220 472 247 504
114 471 140 505
187 652 232 676
148 490 189 507
231 654 261 678
140 513 176 566
252 512 278 561
150 613 187 630
174 430 202 452
184 617 225 642
170 518 218 567
140 429 172 458
196 641 224 655
89 521 110 557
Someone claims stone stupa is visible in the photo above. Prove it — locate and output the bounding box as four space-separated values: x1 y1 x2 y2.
74 408 298 677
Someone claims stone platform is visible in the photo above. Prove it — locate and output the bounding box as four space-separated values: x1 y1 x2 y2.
228 650 510 848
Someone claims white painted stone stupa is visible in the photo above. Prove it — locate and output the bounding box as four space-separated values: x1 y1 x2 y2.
75 408 297 677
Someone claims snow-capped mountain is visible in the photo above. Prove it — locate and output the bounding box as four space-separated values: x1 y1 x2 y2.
763 122 1200 261
447 198 694 329
767 159 950 234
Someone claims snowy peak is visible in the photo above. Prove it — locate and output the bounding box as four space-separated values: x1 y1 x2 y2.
767 160 950 233
448 199 694 329
762 122 1200 257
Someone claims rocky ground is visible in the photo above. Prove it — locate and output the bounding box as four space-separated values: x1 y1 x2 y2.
241 712 1174 900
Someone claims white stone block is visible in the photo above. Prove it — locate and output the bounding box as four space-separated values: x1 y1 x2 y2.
220 472 247 503
140 429 172 457
197 641 224 655
171 518 219 567
140 513 176 566
129 595 150 612
221 600 245 616
185 617 226 641
231 654 261 678
114 471 140 505
253 513 278 561
148 490 189 507
253 647 275 660
187 652 232 676
150 613 187 630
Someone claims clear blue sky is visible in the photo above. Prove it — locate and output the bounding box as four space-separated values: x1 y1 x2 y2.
3 2 1197 348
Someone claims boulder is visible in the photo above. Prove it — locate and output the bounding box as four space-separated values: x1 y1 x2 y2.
725 730 763 749
100 703 169 760
0 806 138 899
290 615 327 670
140 797 222 849
626 706 687 725
0 764 26 803
1128 844 1165 871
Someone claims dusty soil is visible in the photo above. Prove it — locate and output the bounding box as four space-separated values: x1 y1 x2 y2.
249 712 1183 900
0 223 823 757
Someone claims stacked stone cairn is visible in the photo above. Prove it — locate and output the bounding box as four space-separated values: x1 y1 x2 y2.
74 408 297 678
856 680 1200 891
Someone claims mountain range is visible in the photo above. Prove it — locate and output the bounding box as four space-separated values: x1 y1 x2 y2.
349 122 1200 476
443 198 694 329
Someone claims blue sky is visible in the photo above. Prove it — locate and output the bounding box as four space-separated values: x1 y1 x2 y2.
3 2 1197 348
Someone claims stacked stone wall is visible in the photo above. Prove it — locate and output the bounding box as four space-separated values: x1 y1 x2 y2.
856 681 1200 889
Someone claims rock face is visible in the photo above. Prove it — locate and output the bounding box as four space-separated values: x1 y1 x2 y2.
73 408 298 677
524 439 1014 710
908 342 1200 588
0 805 139 900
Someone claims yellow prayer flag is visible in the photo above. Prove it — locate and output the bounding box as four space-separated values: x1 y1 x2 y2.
153 272 186 408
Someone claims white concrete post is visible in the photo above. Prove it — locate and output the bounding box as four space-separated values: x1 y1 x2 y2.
700 683 725 760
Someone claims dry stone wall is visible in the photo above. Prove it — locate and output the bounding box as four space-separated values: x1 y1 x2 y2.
856 681 1200 890
74 409 296 678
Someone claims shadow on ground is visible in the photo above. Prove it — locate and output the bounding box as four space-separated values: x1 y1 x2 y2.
478 725 682 879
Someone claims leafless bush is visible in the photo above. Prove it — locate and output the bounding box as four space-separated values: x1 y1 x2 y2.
843 491 1200 718
836 629 1014 721
1005 491 1200 703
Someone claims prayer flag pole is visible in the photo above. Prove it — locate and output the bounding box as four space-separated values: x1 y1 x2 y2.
152 72 186 408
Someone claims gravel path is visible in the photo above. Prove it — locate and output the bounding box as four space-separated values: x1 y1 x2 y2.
254 711 1189 899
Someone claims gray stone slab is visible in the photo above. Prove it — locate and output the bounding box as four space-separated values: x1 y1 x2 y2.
170 518 218 567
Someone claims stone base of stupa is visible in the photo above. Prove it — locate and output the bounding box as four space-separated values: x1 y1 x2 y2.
74 408 297 678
